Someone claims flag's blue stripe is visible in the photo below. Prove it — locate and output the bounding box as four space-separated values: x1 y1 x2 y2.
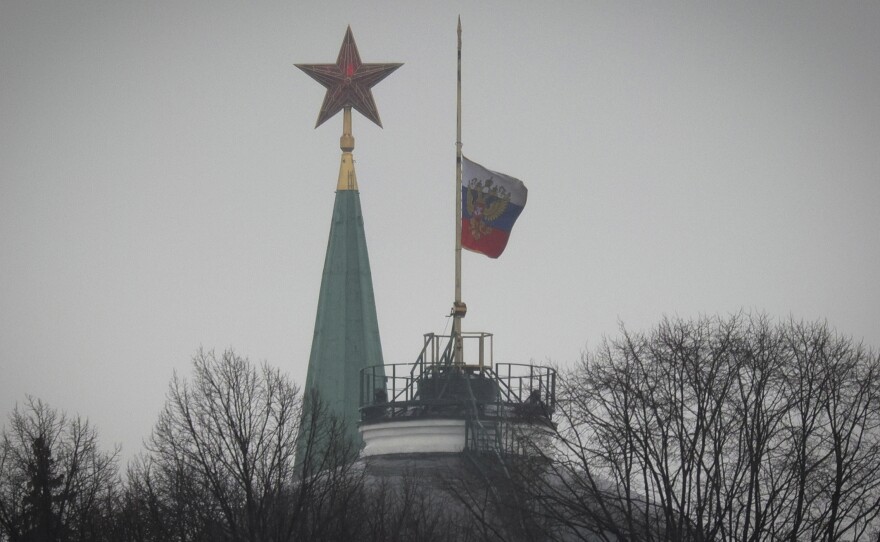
461 188 525 232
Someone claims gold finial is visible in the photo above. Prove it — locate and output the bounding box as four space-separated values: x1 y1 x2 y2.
337 107 357 190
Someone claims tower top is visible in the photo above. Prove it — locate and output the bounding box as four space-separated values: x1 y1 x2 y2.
293 28 391 463
296 26 402 129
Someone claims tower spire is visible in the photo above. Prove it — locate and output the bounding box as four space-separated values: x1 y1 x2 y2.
295 28 401 459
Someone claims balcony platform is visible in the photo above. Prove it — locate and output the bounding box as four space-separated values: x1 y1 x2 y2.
358 332 556 457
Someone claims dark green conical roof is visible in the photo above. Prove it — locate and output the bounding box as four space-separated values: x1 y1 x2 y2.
302 189 384 452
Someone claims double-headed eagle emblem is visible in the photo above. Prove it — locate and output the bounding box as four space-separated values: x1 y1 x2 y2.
465 178 510 240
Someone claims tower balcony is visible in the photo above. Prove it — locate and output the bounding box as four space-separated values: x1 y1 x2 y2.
358 332 556 457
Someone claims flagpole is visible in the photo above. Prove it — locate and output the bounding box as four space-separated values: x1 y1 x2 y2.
453 16 465 365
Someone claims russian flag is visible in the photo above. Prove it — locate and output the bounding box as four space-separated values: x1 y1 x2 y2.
461 157 527 259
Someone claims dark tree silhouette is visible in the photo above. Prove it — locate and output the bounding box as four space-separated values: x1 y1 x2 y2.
121 348 471 542
137 348 303 542
0 397 119 542
22 435 65 541
11 318 875 542
449 315 880 542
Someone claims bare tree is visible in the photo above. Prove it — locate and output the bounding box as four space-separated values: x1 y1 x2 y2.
0 397 119 542
794 322 880 541
134 349 397 542
469 315 880 542
120 453 222 542
142 348 302 542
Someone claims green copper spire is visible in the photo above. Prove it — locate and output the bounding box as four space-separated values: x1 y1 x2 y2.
302 188 384 450
295 28 399 464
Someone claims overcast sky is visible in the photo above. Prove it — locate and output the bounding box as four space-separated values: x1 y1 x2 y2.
2 1 879 460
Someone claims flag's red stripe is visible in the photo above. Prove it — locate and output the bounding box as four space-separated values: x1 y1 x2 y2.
460 220 511 259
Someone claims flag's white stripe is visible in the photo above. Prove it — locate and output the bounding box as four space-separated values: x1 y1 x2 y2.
462 156 528 206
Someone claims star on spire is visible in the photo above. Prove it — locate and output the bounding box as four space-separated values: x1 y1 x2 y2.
296 27 402 128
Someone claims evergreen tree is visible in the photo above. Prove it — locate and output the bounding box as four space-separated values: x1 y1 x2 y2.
21 436 65 542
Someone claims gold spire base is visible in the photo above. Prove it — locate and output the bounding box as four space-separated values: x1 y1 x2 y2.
337 152 358 191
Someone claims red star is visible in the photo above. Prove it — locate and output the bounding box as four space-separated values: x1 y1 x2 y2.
296 27 402 128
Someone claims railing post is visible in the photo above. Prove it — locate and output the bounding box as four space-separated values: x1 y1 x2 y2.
490 334 493 368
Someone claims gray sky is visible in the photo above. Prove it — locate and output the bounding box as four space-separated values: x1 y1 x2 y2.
2 1 879 460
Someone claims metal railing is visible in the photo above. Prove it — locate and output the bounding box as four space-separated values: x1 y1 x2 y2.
359 332 556 428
